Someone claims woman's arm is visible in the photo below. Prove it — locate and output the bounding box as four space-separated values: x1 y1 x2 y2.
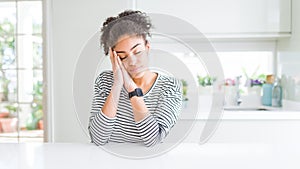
135 79 183 147
89 49 125 146
101 84 122 118
88 71 118 146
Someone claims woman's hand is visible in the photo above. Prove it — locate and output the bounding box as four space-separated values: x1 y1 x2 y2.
115 53 137 92
109 48 123 88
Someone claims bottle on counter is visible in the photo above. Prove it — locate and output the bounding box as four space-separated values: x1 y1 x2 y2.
272 78 282 107
262 75 274 106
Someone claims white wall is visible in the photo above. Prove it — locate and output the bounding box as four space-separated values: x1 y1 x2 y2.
277 0 300 102
47 0 132 142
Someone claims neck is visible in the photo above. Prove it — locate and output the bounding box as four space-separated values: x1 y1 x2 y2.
132 71 158 94
133 71 151 87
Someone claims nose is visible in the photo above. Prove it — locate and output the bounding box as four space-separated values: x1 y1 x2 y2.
128 54 137 66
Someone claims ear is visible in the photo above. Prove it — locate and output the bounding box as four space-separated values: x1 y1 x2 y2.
145 40 150 51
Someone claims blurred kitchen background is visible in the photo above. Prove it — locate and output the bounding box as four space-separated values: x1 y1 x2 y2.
0 0 299 144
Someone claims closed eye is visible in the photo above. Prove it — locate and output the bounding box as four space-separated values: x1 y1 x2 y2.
119 56 127 61
134 51 143 56
118 50 145 61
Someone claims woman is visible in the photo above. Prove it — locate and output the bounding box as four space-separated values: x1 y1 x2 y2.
88 10 183 147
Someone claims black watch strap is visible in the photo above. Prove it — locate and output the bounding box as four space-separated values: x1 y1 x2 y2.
128 88 144 99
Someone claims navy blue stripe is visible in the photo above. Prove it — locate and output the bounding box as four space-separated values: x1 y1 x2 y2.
88 71 182 146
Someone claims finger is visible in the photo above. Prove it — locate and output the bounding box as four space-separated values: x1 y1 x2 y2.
117 55 126 72
109 48 115 65
117 59 136 90
116 56 123 68
114 51 120 69
118 57 131 80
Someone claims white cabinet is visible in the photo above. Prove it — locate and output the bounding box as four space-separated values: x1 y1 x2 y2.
136 0 291 37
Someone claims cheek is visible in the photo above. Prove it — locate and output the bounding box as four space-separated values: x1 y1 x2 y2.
123 62 130 70
142 55 149 64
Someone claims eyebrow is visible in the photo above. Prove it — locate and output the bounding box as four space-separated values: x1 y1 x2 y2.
115 43 141 54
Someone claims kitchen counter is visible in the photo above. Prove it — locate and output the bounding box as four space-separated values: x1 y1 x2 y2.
181 97 300 120
222 109 300 120
0 142 299 169
181 108 300 120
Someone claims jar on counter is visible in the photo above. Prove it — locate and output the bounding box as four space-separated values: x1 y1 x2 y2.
262 75 274 106
272 78 282 107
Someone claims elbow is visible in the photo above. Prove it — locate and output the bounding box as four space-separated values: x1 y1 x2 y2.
91 139 107 146
142 130 165 147
144 140 160 147
90 135 108 146
89 127 108 146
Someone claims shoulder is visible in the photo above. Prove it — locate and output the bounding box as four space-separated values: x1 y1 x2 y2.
158 74 182 92
94 70 113 85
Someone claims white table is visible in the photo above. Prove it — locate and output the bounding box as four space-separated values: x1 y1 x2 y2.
0 142 299 169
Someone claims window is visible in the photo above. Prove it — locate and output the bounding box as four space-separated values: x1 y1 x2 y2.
214 41 276 94
151 38 276 95
217 51 274 92
217 51 273 78
0 0 43 142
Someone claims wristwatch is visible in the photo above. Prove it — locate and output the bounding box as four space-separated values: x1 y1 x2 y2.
128 88 144 99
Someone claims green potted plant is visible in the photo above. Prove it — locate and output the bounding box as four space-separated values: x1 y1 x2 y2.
0 75 10 102
26 81 43 130
242 66 265 96
0 104 19 133
181 79 188 108
0 19 17 133
181 79 188 101
0 19 15 102
197 75 217 94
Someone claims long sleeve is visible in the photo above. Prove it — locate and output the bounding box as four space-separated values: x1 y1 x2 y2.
136 78 183 147
88 71 115 146
88 72 183 147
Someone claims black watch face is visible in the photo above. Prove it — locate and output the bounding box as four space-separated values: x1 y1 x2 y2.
129 88 143 98
136 88 143 96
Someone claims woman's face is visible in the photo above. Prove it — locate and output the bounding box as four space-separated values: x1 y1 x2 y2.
113 35 150 79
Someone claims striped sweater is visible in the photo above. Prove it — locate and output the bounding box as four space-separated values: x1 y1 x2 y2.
88 71 182 147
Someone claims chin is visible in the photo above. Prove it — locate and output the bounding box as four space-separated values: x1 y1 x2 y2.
131 71 145 79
